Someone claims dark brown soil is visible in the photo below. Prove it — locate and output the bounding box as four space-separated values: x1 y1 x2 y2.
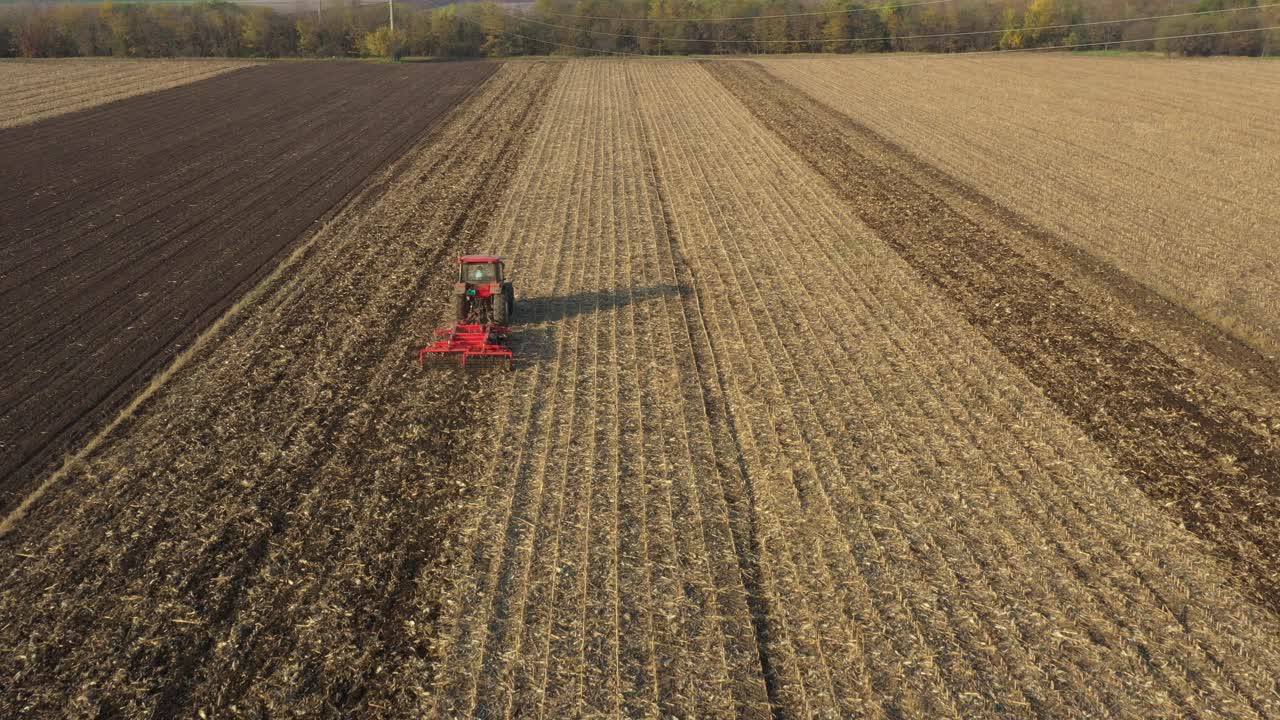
0 61 497 514
706 60 1280 615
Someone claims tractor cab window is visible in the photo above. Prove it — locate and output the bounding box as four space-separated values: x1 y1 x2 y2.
463 262 498 283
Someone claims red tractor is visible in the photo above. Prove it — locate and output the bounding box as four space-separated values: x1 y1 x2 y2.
451 255 514 325
419 255 516 370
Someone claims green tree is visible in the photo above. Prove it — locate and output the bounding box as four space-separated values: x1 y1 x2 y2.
17 11 76 57
753 2 789 53
296 16 322 54
478 2 512 56
823 7 853 52
0 0 1270 59
878 0 902 49
428 5 483 56
241 7 273 55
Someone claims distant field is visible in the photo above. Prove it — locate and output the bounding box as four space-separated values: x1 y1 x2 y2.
0 58 255 128
758 54 1280 356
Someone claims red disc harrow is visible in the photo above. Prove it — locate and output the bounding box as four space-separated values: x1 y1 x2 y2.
419 323 513 371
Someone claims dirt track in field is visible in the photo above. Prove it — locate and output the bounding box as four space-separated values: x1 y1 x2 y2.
0 58 255 128
0 60 496 514
0 62 558 718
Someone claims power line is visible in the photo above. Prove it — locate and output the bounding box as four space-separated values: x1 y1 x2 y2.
953 22 1280 55
459 13 1280 57
541 0 955 23
499 2 1280 45
454 13 651 55
501 2 1280 44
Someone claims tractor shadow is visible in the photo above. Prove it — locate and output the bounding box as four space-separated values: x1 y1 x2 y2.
512 283 685 364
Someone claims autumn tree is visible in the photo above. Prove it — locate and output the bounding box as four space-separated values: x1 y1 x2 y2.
0 0 1271 58
998 7 1022 48
361 25 405 57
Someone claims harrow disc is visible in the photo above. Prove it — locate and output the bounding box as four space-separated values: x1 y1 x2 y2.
462 353 513 372
420 350 465 370
419 323 514 372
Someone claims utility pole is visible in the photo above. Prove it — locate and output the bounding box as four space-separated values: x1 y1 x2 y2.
317 0 322 24
389 0 394 33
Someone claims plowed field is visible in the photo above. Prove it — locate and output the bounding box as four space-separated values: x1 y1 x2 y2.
0 58 255 128
0 60 496 513
2 56 1279 719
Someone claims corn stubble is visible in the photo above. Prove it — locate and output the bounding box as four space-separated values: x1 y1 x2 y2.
710 55 1280 627
2 56 1280 720
428 60 1280 718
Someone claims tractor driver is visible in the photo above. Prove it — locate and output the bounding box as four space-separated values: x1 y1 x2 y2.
469 263 497 283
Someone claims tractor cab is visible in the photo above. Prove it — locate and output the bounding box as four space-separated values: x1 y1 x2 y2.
459 255 503 285
452 254 514 326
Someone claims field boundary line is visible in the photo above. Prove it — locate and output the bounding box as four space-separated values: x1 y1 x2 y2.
0 66 504 539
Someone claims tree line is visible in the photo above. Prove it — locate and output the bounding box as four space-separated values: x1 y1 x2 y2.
1 0 1276 59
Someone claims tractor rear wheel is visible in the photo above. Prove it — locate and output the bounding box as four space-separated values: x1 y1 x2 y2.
503 283 515 320
493 292 510 326
452 294 466 323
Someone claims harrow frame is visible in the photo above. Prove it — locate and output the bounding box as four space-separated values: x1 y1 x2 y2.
419 323 513 371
